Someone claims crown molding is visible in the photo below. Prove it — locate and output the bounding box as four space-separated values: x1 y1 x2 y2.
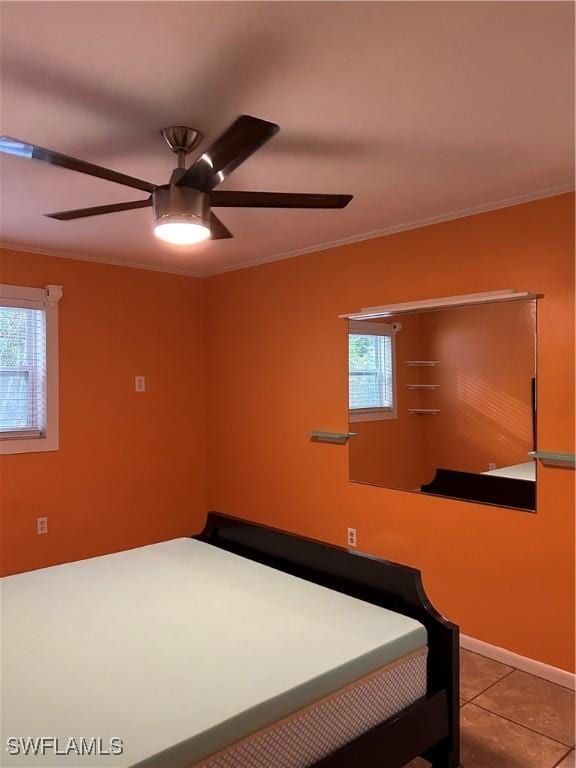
2 184 573 280
0 242 203 279
204 184 574 277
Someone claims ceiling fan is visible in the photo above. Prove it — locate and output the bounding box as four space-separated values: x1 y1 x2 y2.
0 115 353 245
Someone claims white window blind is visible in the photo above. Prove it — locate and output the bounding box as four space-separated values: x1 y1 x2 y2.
0 305 47 437
349 333 393 409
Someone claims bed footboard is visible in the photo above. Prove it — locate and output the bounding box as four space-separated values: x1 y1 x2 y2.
195 512 460 768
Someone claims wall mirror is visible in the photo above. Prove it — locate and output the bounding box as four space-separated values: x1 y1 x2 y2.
347 296 537 511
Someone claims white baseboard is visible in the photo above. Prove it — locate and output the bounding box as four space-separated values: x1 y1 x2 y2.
460 634 575 691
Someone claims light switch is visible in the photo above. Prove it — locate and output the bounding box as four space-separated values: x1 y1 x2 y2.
135 376 146 392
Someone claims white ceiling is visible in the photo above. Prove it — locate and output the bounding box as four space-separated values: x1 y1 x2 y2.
1 1 573 277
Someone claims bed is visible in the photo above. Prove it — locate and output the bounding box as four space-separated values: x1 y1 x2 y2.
482 461 536 481
421 462 536 510
1 513 460 768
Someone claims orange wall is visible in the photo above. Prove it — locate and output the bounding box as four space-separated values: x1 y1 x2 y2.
205 194 575 671
0 249 206 575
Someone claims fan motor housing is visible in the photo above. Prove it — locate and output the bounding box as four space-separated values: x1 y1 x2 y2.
152 185 210 227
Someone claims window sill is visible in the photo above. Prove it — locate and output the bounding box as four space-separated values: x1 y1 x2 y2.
0 433 59 455
349 409 397 423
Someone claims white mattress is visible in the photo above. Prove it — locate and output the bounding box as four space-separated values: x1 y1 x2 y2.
0 538 426 767
482 461 536 481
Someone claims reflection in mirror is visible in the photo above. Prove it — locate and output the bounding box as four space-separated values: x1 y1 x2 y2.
348 300 537 511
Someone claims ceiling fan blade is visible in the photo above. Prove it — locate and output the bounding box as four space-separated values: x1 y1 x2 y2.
0 136 155 193
210 191 353 209
210 213 233 240
46 198 152 220
177 115 279 191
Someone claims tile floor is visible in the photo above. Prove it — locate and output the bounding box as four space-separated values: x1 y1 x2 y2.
406 649 575 768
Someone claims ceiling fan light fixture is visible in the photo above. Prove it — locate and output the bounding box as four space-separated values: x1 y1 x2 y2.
154 215 210 245
152 185 211 245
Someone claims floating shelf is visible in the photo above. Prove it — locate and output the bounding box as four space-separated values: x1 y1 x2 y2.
307 431 357 444
406 360 439 367
406 384 440 390
529 451 576 468
407 409 440 415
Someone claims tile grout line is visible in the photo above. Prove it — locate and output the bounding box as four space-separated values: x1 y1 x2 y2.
467 701 575 749
496 663 576 693
461 643 576 691
463 655 575 747
464 658 575 749
551 748 574 768
464 648 576 697
461 666 516 705
459 651 575 766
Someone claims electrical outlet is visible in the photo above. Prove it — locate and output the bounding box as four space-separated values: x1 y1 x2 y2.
135 376 146 392
347 527 357 547
488 462 496 471
37 517 48 535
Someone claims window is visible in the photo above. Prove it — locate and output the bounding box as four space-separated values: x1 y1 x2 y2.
0 306 46 435
348 321 396 422
0 284 62 454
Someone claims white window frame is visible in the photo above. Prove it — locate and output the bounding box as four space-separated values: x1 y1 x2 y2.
348 320 397 423
0 284 62 455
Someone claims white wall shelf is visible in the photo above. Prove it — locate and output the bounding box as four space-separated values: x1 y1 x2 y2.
340 289 541 320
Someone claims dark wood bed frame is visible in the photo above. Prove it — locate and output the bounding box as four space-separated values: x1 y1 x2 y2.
421 467 535 511
195 512 460 768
